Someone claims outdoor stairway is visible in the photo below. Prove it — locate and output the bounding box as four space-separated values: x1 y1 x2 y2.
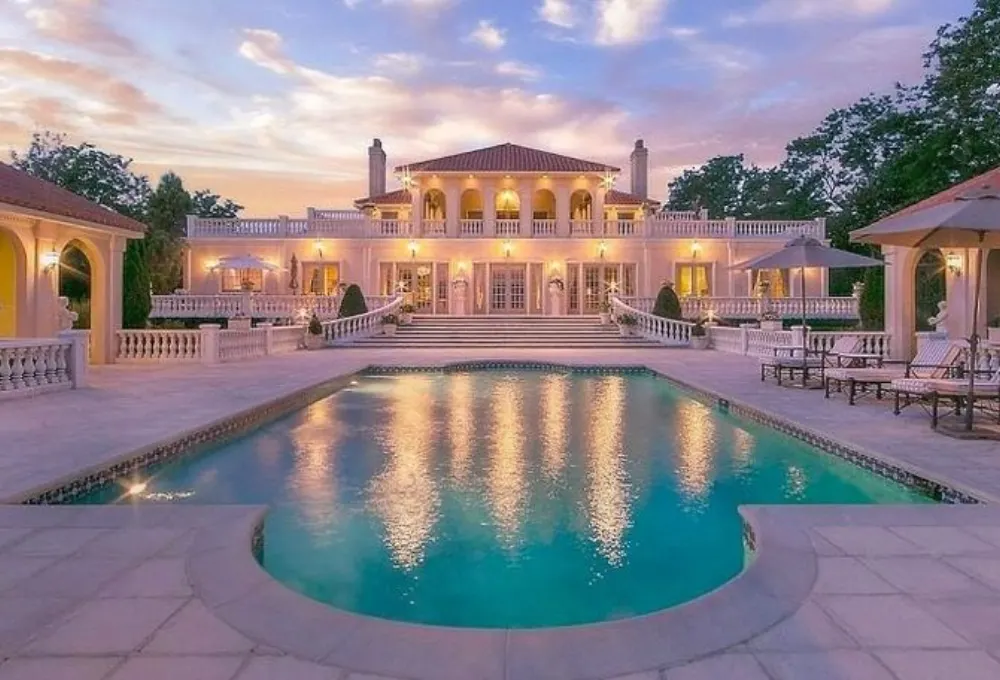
350 316 664 348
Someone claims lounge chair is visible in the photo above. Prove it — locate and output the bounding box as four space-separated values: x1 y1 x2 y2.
761 336 862 388
889 366 1000 428
823 340 962 406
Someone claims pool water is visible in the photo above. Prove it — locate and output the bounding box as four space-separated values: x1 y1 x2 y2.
76 370 930 628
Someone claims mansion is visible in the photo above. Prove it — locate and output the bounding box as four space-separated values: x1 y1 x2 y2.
179 140 833 317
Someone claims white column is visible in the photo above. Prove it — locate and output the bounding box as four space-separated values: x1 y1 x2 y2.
485 262 491 315
410 185 422 235
555 184 570 237
594 186 606 235
519 185 532 237
59 329 90 386
199 323 221 364
483 184 496 237
445 184 460 237
883 246 914 360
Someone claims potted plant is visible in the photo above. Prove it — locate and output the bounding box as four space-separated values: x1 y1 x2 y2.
382 314 399 337
617 313 638 337
599 301 612 325
400 304 416 325
689 321 709 350
759 310 783 332
304 313 325 349
988 317 1000 345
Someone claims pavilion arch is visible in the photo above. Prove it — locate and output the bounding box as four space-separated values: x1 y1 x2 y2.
460 189 483 219
0 225 28 337
913 249 946 332
570 189 592 220
532 189 556 219
55 234 109 364
423 188 446 220
495 188 520 219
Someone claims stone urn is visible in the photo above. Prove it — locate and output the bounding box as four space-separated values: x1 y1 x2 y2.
383 322 398 337
304 332 325 350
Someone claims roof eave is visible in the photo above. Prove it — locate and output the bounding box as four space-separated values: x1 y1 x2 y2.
0 201 146 238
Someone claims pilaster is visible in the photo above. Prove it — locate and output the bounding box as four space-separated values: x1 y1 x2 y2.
555 184 571 237
519 186 532 237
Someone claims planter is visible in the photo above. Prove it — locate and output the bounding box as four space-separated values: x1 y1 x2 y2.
383 323 398 337
759 320 783 332
690 335 710 350
619 325 634 337
304 333 325 350
599 312 611 325
988 327 1000 345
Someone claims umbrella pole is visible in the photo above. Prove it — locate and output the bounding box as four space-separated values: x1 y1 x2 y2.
801 266 808 357
965 243 985 431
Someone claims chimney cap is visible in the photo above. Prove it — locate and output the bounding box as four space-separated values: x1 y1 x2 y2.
634 139 645 149
372 138 383 148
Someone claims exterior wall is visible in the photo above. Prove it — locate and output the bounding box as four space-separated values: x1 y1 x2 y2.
0 211 131 364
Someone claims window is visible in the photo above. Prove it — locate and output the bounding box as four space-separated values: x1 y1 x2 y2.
222 268 263 292
619 212 635 221
381 211 399 220
304 264 340 295
676 264 712 297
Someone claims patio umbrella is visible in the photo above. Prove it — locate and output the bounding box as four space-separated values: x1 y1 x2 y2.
289 254 299 293
211 254 279 271
852 188 1000 431
731 235 883 356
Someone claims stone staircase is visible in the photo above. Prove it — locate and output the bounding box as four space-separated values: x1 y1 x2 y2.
350 316 664 348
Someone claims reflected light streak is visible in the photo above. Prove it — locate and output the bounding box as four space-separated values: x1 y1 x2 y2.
586 376 631 567
732 427 755 474
288 399 342 534
785 465 807 499
675 401 716 502
540 374 569 482
368 375 440 571
488 377 526 548
448 373 474 485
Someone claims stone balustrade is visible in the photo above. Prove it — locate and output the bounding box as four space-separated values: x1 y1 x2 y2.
322 296 404 345
610 296 694 346
217 328 269 362
151 293 342 320
616 296 861 321
707 325 892 359
0 333 88 400
116 330 201 362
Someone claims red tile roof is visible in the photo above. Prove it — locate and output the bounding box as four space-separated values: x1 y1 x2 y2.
395 143 620 174
353 188 412 206
605 189 659 207
0 162 146 234
887 165 1000 219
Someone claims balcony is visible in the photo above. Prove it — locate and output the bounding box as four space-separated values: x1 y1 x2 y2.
186 214 827 241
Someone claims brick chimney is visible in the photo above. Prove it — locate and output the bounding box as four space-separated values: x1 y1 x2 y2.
368 138 386 198
629 139 648 200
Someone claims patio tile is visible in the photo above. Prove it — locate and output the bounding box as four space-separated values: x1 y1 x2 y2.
7 528 108 557
919 600 1000 648
107 655 246 680
818 595 971 648
888 527 998 555
755 651 895 680
946 557 1000 590
815 527 923 556
0 556 57 593
79 528 189 560
16 556 136 599
876 650 1000 680
143 600 255 654
664 654 769 679
0 597 75 653
603 673 659 680
964 527 1000 549
24 597 187 655
99 558 192 598
0 528 32 552
747 602 856 651
0 657 122 680
810 534 845 557
860 557 986 596
233 656 345 680
813 558 897 595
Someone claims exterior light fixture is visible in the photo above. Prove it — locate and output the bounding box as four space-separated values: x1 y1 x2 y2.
601 172 617 191
400 167 416 190
408 240 419 259
946 252 963 276
598 240 608 260
41 249 60 272
314 240 323 259
502 240 513 259
691 240 702 257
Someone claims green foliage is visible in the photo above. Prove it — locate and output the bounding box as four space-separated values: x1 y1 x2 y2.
859 266 885 331
190 189 243 218
146 172 190 293
337 284 368 318
122 239 151 329
382 314 399 325
68 299 90 330
618 314 637 326
690 321 706 337
307 314 323 335
58 244 90 301
651 284 682 320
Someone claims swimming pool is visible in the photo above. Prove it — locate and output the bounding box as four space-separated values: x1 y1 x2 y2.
75 369 930 628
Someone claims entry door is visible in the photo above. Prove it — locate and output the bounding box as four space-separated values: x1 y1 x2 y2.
397 263 434 313
490 265 526 314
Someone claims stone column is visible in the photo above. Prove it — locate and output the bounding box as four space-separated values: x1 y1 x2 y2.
59 329 90 387
483 183 497 237
445 184 461 237
519 185 533 237
409 184 422 236
883 246 915 360
199 323 221 364
594 186 606 236
555 184 571 237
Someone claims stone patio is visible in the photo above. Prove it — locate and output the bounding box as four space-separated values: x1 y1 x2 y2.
2 348 1000 679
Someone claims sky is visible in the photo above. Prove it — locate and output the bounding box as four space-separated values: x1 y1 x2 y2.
0 0 976 215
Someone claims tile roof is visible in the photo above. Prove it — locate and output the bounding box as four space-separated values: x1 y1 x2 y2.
887 165 1000 219
0 162 146 234
605 189 659 207
396 143 620 174
353 188 412 206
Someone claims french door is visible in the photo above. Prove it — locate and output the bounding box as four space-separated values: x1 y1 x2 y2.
490 264 527 314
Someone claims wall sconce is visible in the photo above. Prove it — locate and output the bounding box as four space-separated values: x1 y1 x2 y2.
457 261 469 274
502 240 513 259
314 240 323 259
408 240 419 259
946 252 962 276
597 240 608 260
691 240 702 258
41 250 60 272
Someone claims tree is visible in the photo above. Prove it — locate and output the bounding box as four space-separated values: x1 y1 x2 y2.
146 173 191 293
651 284 682 320
859 266 884 331
122 239 151 329
337 284 368 317
191 190 243 219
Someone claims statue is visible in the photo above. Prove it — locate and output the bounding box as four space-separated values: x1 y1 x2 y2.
928 300 948 332
56 296 78 331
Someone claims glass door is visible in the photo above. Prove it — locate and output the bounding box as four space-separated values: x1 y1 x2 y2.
490 264 527 314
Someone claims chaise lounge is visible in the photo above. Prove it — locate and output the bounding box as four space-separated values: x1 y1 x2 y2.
888 365 1000 429
823 340 963 405
761 336 863 389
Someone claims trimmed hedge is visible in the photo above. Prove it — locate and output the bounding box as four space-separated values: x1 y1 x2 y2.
338 284 368 318
651 284 682 320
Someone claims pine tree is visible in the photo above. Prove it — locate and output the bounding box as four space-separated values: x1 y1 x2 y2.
651 284 682 320
337 284 368 317
859 266 884 331
122 239 151 329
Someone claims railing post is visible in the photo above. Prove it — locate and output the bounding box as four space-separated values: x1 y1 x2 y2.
739 323 752 355
791 325 809 350
278 214 289 237
726 216 736 237
200 324 221 365
185 214 196 238
815 217 826 239
260 322 274 355
58 330 90 388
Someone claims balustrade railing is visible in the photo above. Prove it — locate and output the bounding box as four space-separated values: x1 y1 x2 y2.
218 328 269 362
0 337 79 399
610 296 694 346
495 219 520 237
615 296 860 321
707 325 891 359
116 330 201 362
532 219 557 236
570 219 595 236
460 219 484 236
423 219 446 237
151 293 342 320
746 328 794 357
809 332 892 358
322 296 404 344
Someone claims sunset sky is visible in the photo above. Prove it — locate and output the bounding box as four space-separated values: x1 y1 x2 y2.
0 0 973 216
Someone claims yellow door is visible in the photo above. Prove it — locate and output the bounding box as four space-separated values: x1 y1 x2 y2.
0 231 17 337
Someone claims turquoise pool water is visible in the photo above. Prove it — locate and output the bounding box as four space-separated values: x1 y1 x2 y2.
76 370 930 628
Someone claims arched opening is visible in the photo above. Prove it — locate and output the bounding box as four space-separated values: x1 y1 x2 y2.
913 249 946 332
570 190 592 220
0 227 25 337
495 188 520 220
532 189 556 219
59 240 92 331
460 189 483 219
423 189 446 220
986 249 1000 330
57 236 109 362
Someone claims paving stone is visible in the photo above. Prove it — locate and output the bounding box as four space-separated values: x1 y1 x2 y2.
747 602 856 651
16 556 136 599
0 656 122 680
815 527 924 556
813 558 897 595
946 557 1000 590
964 527 1000 549
0 528 33 552
755 651 896 680
143 600 255 654
664 654 769 679
24 598 187 655
107 655 246 680
99 558 192 598
818 595 971 648
7 528 108 557
888 527 998 555
235 656 344 680
919 599 1000 648
0 597 75 653
860 557 986 596
79 528 189 560
0 556 58 593
876 650 1000 680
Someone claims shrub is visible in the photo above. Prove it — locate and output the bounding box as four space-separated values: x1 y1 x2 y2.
990 316 1000 328
651 283 682 320
618 313 638 326
307 313 323 335
337 284 368 318
382 314 399 325
122 239 151 329
859 267 884 331
690 321 706 337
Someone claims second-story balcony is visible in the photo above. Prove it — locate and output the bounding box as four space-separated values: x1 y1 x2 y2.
187 214 827 241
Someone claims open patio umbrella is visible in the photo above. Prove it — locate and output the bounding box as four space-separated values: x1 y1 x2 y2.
731 235 883 357
852 188 1000 431
289 254 299 293
211 254 279 271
